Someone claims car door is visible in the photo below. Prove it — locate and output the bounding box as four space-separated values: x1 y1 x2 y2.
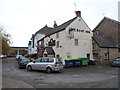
40 58 49 70
32 58 41 70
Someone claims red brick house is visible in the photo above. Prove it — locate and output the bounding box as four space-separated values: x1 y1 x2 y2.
92 17 120 65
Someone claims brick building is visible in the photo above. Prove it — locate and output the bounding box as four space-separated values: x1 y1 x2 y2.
92 17 120 65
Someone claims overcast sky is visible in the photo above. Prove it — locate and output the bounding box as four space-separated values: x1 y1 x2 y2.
0 0 119 47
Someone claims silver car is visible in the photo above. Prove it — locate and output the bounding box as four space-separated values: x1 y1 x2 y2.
111 57 120 67
26 57 63 73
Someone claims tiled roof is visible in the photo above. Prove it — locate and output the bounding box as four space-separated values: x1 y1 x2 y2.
35 26 53 36
45 47 55 54
49 17 77 35
93 35 118 48
38 17 77 40
93 17 120 32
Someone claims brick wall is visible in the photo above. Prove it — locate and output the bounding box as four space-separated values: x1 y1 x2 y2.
92 39 118 66
94 18 118 44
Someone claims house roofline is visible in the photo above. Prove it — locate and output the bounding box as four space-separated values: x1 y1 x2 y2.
92 37 118 48
93 17 120 32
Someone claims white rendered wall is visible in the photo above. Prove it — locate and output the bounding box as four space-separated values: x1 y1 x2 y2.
44 17 93 64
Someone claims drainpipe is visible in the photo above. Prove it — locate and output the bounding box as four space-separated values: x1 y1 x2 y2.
107 48 110 64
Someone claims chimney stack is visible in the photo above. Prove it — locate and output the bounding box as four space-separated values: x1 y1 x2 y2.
53 21 57 28
44 25 48 35
76 11 81 17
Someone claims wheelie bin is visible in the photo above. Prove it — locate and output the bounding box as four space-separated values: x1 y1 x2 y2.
65 59 74 67
73 58 81 67
79 58 88 66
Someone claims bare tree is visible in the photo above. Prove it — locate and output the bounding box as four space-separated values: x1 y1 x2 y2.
0 26 13 55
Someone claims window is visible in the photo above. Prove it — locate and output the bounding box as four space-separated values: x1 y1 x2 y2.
69 28 74 39
40 58 48 62
96 30 99 35
104 53 108 60
56 32 59 38
56 41 59 48
81 30 84 32
86 31 90 33
69 30 74 39
77 29 79 32
35 58 41 62
49 58 54 62
118 48 120 52
75 39 79 45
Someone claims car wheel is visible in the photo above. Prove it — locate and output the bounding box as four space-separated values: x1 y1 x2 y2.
19 66 22 69
46 67 52 73
27 66 32 71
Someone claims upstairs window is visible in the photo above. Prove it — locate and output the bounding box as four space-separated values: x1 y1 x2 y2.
69 28 75 39
96 30 100 35
86 31 90 33
118 48 120 52
81 30 84 33
75 39 79 45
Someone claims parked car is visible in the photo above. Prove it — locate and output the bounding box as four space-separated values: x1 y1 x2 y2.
18 57 31 69
16 55 22 60
88 60 96 65
26 57 63 73
111 57 120 67
17 56 27 63
0 54 7 59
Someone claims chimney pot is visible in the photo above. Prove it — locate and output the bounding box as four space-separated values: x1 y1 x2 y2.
76 11 81 17
53 21 57 28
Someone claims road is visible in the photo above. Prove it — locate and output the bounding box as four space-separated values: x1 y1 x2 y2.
2 57 119 88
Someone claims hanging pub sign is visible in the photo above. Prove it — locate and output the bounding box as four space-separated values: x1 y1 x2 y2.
48 38 56 46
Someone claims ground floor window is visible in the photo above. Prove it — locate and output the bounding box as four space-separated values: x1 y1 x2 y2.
104 53 109 60
118 48 120 52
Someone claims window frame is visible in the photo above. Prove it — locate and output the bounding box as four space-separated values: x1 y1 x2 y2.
56 41 59 48
74 39 79 45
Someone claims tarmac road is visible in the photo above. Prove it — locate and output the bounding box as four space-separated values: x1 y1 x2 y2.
2 57 119 88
